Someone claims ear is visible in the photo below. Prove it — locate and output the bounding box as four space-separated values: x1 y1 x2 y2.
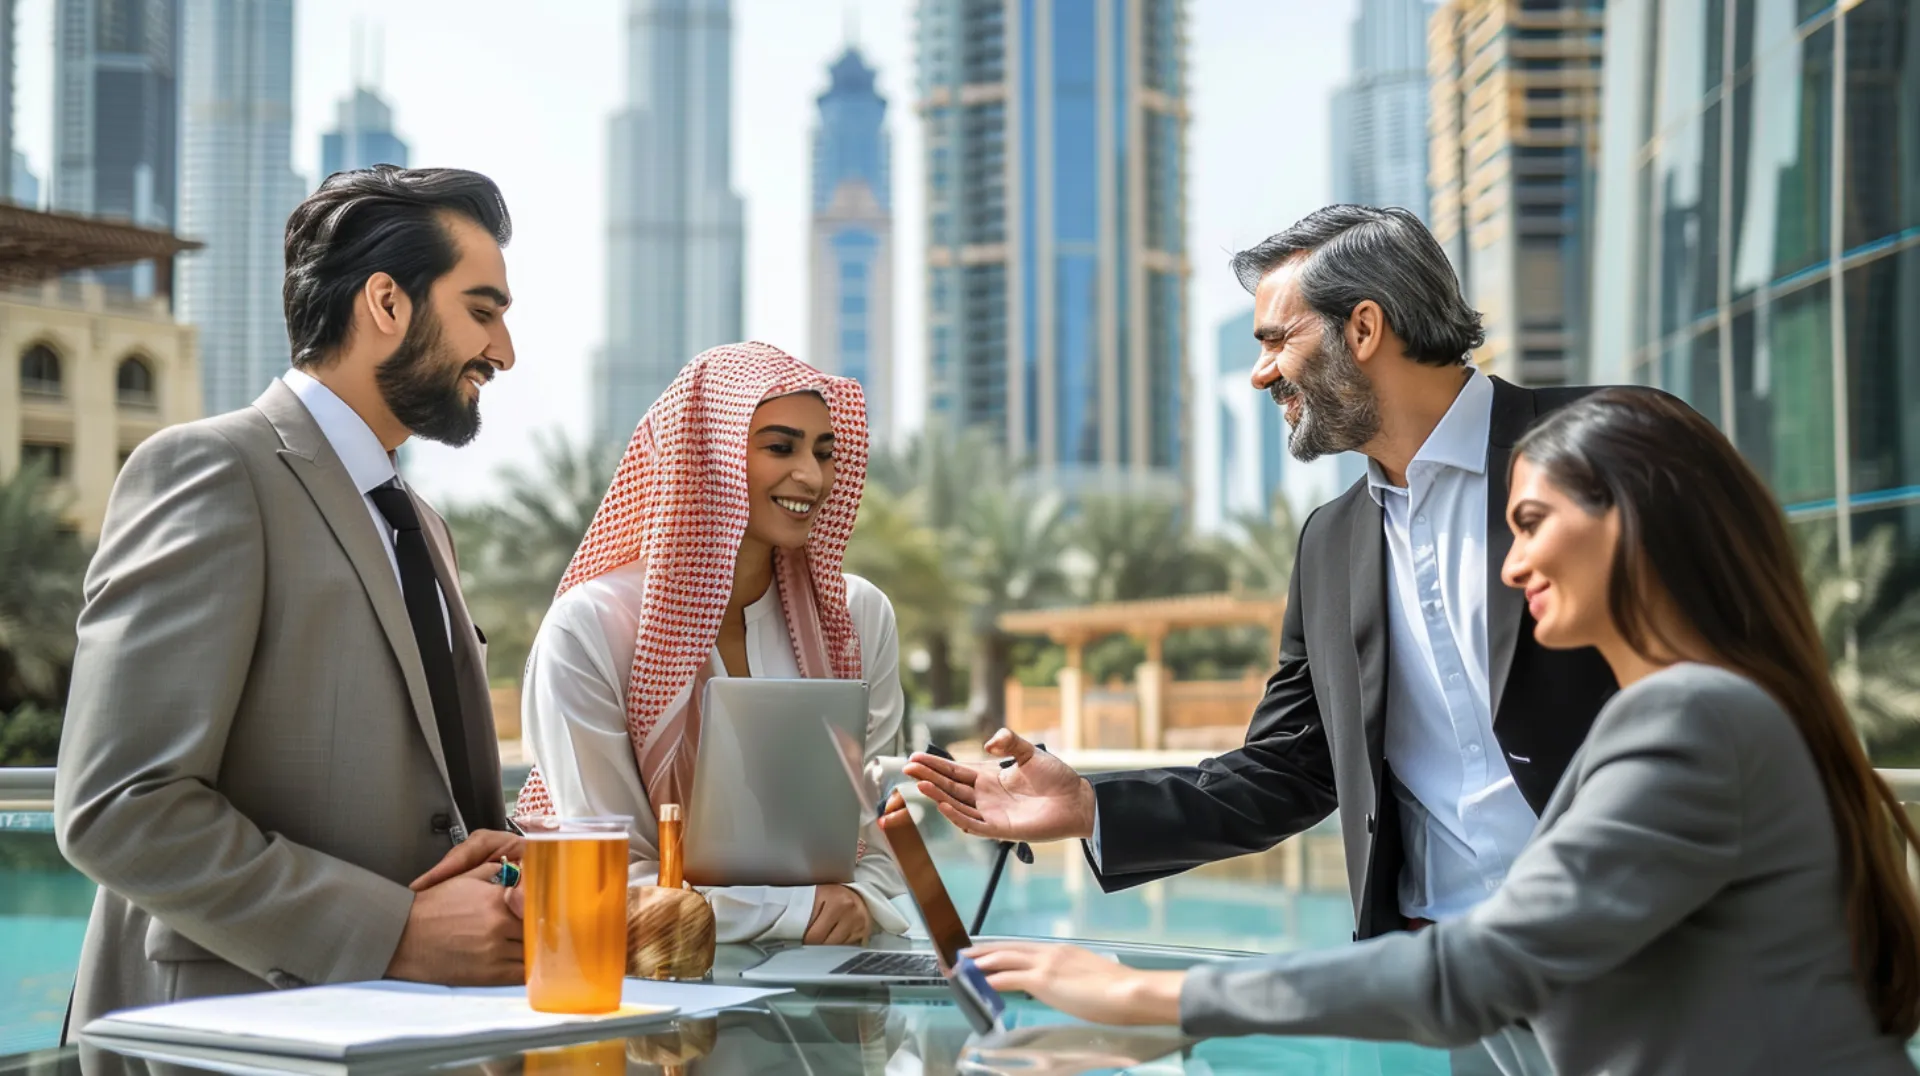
359 272 411 342
1347 299 1386 363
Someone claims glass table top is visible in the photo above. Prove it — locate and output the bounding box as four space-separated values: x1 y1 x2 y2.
0 939 1455 1076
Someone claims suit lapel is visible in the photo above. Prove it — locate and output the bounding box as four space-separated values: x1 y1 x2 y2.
253 381 454 792
1348 494 1389 780
1486 377 1538 722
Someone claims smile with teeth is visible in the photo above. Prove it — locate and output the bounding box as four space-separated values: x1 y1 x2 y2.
774 496 815 516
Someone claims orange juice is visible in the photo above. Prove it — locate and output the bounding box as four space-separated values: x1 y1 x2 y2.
522 816 631 1014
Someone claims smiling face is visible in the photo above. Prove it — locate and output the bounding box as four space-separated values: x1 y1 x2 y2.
373 212 515 446
743 391 837 551
1501 456 1623 650
1247 259 1381 462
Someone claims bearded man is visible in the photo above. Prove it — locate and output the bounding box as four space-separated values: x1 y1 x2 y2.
904 205 1630 1075
57 166 530 1034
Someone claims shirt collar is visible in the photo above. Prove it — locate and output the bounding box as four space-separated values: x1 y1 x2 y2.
282 368 399 497
1364 368 1494 506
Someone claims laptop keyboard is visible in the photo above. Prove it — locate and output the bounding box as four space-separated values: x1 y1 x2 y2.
829 951 944 980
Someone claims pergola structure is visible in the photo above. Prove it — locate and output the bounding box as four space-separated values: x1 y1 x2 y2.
999 592 1288 750
0 204 201 300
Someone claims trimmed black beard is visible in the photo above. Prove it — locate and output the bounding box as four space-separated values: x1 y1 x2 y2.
374 307 488 447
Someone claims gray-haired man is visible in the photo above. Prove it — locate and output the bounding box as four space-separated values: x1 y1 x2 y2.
908 205 1628 1074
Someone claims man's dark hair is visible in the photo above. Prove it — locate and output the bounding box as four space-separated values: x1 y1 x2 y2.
1229 204 1484 367
283 165 512 369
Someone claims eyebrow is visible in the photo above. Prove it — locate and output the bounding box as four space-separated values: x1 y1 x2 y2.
754 425 835 441
464 285 512 309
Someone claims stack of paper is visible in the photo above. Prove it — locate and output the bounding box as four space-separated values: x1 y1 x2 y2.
81 979 788 1071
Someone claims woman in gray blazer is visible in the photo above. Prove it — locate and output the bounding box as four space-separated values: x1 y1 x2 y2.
968 391 1920 1075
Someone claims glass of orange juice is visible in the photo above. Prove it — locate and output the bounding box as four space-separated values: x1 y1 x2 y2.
521 815 632 1014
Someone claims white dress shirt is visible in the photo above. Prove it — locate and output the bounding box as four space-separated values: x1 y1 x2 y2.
1367 369 1537 922
521 560 912 943
281 369 450 642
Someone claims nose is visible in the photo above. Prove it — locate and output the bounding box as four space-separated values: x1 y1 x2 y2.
1250 348 1282 390
1500 538 1529 591
488 319 516 372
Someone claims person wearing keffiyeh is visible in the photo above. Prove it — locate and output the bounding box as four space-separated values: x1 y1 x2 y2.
514 341 909 945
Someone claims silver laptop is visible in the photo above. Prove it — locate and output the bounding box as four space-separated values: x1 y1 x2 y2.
739 723 969 987
682 678 870 888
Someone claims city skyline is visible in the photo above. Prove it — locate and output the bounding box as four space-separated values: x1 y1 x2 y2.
6 0 1355 505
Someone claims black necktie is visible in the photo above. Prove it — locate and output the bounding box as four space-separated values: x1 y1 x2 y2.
368 481 486 836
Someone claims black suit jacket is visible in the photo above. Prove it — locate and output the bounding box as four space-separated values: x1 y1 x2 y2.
1085 378 1619 938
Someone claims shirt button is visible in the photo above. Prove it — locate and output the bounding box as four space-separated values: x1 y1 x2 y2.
1468 743 1481 754
1416 514 1427 524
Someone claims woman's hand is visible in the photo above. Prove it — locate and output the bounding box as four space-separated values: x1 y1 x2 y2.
805 884 873 946
965 942 1185 1026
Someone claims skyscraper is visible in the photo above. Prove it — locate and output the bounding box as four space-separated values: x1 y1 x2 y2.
1330 0 1434 219
596 0 745 445
177 0 304 415
1587 0 1920 653
1429 0 1604 387
918 0 1190 497
52 0 180 293
320 89 409 179
808 46 893 444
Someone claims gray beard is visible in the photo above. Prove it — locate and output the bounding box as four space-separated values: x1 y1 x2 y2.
1270 327 1382 463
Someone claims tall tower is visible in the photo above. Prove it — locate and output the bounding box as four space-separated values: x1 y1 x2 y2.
917 0 1190 498
808 46 893 444
52 0 180 292
321 30 409 179
596 0 745 445
1429 0 1604 387
177 0 304 415
1330 0 1433 219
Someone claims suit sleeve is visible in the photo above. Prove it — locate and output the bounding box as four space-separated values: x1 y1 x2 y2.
1178 676 1743 1046
54 425 415 987
1080 512 1339 890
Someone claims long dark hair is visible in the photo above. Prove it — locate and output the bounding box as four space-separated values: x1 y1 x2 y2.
1516 388 1920 1037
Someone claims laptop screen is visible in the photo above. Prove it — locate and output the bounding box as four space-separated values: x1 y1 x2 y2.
824 723 974 972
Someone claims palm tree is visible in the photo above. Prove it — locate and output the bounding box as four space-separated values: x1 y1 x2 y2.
446 432 619 682
1801 524 1920 745
1223 496 1300 597
1066 494 1227 604
953 483 1072 733
844 481 968 705
0 461 87 711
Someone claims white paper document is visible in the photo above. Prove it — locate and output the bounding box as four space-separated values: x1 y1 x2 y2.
81 979 789 1062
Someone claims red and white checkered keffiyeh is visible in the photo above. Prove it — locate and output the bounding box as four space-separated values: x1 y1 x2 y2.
514 341 869 823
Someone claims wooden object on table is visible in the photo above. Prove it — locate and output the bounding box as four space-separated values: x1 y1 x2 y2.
625 884 715 980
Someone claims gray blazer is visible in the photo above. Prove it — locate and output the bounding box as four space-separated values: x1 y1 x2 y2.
1181 663 1916 1075
55 380 502 1032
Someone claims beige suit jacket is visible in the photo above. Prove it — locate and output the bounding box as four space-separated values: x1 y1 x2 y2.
54 379 504 1033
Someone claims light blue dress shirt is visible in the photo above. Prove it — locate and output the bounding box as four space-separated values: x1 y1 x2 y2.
1365 370 1537 921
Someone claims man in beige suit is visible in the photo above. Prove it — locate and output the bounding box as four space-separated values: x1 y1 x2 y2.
56 166 529 1035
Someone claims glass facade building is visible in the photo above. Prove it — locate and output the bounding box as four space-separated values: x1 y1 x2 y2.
1331 0 1435 221
177 0 303 415
320 88 409 180
1590 0 1920 691
918 0 1189 498
52 0 179 296
1430 0 1606 387
808 47 893 443
596 0 744 446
